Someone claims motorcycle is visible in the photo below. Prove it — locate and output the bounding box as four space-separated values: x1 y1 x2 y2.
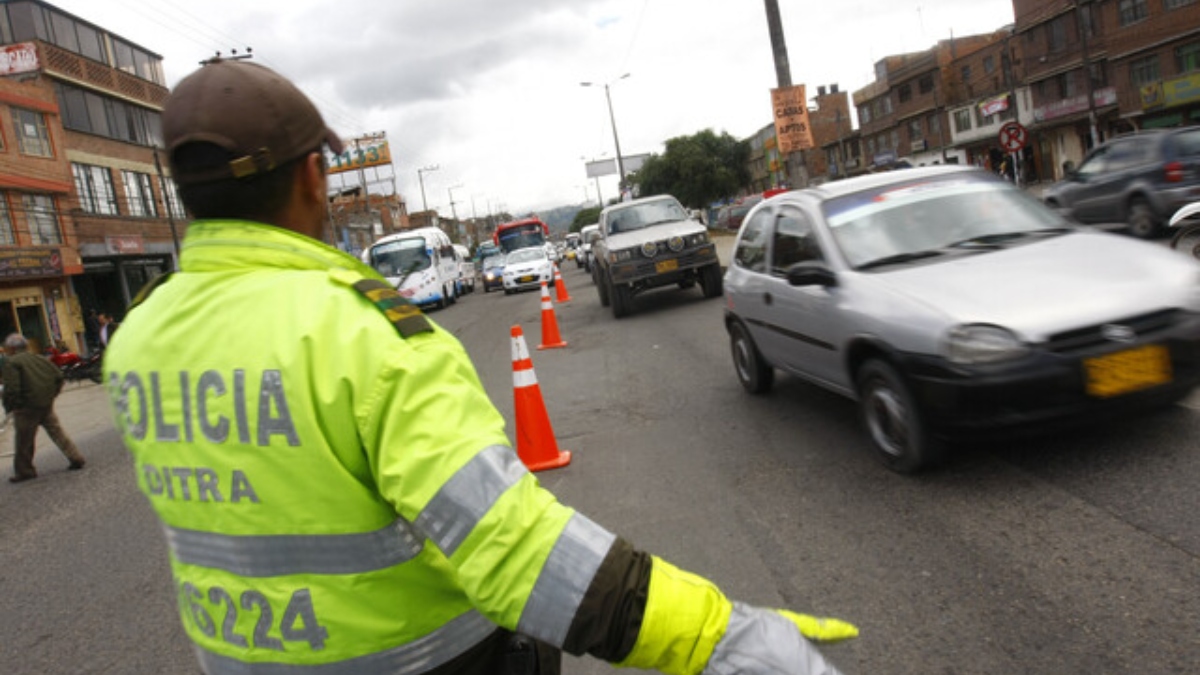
51 347 103 384
1168 201 1200 260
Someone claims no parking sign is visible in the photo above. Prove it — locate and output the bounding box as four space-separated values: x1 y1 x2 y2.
998 121 1028 153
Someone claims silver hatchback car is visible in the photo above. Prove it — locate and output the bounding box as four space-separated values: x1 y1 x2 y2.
724 166 1200 473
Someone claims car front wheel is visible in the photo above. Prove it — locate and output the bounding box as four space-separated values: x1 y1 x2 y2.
699 263 723 298
611 281 633 318
729 320 773 394
855 359 942 473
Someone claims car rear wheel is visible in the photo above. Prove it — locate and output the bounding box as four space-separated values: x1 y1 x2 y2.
1127 198 1159 239
611 281 633 318
699 263 723 298
729 321 773 394
856 359 942 473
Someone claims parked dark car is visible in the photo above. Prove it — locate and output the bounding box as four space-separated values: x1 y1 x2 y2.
1042 127 1200 238
480 255 505 293
715 195 764 230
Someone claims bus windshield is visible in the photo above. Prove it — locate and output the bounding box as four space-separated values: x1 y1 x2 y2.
495 220 548 254
366 238 431 277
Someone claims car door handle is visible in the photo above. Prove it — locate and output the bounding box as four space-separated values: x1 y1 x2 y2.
763 292 773 306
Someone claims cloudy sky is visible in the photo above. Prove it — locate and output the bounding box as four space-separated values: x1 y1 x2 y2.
50 0 1014 216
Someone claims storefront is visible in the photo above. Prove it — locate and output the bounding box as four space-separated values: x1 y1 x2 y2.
72 233 174 325
1139 72 1200 130
0 247 84 354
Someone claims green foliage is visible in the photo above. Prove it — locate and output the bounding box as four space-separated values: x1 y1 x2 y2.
630 129 751 208
570 206 602 232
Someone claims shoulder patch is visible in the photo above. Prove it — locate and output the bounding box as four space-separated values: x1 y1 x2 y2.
330 270 433 339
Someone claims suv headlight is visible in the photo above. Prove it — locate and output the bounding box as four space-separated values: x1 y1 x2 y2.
685 232 709 247
944 324 1029 364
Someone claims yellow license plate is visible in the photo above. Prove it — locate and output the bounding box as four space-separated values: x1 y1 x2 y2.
1083 345 1172 398
655 259 679 273
519 275 534 282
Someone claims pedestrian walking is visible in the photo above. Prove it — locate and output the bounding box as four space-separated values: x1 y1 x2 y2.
3 333 85 483
103 58 856 675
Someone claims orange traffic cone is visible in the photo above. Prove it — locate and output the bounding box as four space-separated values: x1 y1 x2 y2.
537 281 568 350
553 263 573 303
511 325 572 472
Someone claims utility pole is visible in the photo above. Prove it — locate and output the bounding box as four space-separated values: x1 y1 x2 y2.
152 149 181 261
1076 0 1101 148
762 0 807 187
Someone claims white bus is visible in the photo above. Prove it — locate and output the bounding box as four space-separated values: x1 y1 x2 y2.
361 227 460 309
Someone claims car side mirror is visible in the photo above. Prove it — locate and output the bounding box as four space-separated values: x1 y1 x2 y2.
786 261 838 288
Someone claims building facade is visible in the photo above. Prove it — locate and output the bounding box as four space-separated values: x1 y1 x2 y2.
1 0 178 348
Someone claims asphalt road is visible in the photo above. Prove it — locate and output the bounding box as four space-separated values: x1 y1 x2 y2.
2 259 1197 674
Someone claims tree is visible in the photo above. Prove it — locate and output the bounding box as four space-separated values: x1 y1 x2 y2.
570 206 602 232
630 129 751 209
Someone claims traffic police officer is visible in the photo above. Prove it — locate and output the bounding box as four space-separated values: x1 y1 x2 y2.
104 59 857 674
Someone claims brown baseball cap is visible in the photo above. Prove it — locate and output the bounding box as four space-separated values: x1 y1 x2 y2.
163 59 345 185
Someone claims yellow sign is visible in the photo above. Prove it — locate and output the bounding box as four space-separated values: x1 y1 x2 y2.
772 85 814 154
328 139 393 175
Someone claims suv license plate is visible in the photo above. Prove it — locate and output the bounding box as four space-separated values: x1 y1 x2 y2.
655 259 679 273
1083 344 1172 398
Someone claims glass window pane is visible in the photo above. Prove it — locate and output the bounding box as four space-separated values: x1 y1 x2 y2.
49 10 78 52
13 108 52 157
23 194 61 245
0 196 14 246
113 39 135 75
76 24 104 62
6 2 39 41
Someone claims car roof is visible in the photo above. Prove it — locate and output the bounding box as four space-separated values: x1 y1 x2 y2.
790 164 982 202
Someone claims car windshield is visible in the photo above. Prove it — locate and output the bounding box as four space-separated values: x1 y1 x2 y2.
606 199 689 234
507 248 546 264
367 238 430 277
823 174 1068 270
483 255 504 269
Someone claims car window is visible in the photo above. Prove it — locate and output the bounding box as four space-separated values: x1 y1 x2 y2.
771 206 824 276
1170 129 1200 158
734 209 770 273
1076 146 1110 177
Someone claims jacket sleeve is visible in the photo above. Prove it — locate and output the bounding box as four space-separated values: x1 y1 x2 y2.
2 361 21 412
359 327 846 675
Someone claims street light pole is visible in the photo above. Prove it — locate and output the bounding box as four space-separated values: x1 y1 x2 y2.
581 74 630 195
417 164 439 212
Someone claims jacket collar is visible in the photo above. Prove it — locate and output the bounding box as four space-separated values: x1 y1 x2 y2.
180 220 382 280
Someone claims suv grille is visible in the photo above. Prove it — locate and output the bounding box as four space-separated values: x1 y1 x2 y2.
1044 309 1180 354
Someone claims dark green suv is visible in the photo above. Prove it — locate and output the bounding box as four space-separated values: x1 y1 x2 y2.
1043 127 1200 238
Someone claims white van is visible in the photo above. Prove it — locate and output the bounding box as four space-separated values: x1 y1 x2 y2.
452 244 475 295
361 227 459 309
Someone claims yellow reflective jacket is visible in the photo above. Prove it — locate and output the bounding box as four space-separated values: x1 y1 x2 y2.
105 220 845 675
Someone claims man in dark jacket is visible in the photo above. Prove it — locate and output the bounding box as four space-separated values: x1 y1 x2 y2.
3 333 86 482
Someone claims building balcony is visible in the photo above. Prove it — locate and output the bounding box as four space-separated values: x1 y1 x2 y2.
37 41 169 109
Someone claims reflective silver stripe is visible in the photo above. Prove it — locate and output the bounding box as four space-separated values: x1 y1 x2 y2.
195 610 498 675
517 512 616 647
702 603 843 675
165 518 425 577
414 444 527 557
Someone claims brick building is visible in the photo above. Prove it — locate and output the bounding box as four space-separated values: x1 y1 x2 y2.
0 0 177 352
0 49 81 352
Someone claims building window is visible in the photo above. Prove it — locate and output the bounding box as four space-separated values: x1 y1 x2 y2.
1056 71 1078 99
1129 55 1160 87
122 171 158 217
1178 42 1200 73
72 163 120 215
890 130 899 150
54 82 163 147
918 74 934 94
908 119 924 141
13 108 52 157
882 96 893 115
954 109 972 133
23 194 61 245
1165 0 1195 9
927 113 942 138
859 105 871 124
161 175 187 220
984 55 995 74
1118 0 1148 26
0 196 13 246
898 84 912 103
1048 17 1067 52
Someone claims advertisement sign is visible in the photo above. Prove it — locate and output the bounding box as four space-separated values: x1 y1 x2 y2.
1163 73 1200 108
978 94 1010 117
0 248 62 279
327 137 393 175
772 85 814 154
106 235 144 254
0 42 39 76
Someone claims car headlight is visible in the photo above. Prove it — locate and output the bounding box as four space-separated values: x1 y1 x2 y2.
685 232 709 247
611 249 633 263
944 324 1029 364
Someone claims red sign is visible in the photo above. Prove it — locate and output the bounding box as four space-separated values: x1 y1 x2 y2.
0 43 39 76
999 121 1028 153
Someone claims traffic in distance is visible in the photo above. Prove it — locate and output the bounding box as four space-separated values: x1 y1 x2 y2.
364 163 1200 474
